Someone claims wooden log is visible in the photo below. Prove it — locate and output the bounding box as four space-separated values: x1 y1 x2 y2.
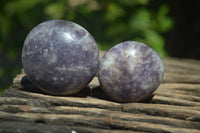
163 57 200 75
1 55 200 132
0 121 146 133
1 89 121 111
155 91 200 102
122 103 200 122
0 104 200 130
163 73 200 83
158 83 200 91
0 121 72 133
0 111 200 133
71 126 145 133
152 95 200 106
157 83 200 97
1 86 200 131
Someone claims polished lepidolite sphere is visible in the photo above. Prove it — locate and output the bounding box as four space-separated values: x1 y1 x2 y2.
22 20 99 95
98 41 164 102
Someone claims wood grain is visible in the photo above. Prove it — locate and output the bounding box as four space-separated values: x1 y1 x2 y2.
0 55 200 133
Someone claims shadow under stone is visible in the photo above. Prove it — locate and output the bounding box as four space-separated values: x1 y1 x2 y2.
20 75 154 103
20 75 112 100
20 76 45 94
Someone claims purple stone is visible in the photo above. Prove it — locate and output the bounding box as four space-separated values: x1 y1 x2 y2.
22 20 99 95
98 41 164 102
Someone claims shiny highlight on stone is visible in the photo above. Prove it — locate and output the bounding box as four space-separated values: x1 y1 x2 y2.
22 20 99 95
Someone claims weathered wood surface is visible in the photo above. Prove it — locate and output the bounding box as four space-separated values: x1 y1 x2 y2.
0 52 200 133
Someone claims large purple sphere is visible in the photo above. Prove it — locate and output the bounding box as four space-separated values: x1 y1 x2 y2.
22 20 99 95
98 41 164 102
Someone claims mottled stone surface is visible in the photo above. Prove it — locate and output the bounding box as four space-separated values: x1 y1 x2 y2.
98 41 164 102
22 20 99 95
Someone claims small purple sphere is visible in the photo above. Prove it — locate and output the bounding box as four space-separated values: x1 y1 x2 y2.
22 20 99 95
98 41 164 102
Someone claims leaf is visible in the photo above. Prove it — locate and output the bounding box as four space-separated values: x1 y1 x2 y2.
157 5 174 32
129 8 151 33
144 30 167 56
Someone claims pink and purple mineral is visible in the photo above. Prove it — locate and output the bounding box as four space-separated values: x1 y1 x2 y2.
98 41 164 102
22 20 99 95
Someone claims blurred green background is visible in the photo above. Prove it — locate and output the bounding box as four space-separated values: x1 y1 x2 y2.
0 0 200 93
